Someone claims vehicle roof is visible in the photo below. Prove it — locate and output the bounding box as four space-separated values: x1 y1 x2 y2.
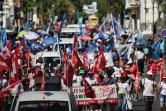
67 24 85 28
61 28 81 33
59 38 74 44
17 91 70 101
35 51 60 58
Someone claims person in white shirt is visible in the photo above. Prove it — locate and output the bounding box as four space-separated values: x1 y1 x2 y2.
72 69 83 87
116 76 130 111
159 75 166 111
85 72 98 86
140 71 158 111
135 48 145 76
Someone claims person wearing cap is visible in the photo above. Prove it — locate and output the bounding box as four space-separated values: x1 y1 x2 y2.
140 71 158 111
116 76 131 111
72 69 83 87
148 58 156 80
85 72 98 86
158 75 166 111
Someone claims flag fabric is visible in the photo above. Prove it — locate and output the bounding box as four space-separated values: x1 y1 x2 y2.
0 78 27 104
1 28 7 46
18 40 25 59
10 48 19 84
24 20 30 32
86 42 99 54
98 22 106 33
26 49 31 60
0 42 11 71
92 46 106 74
111 14 125 38
82 52 89 70
105 52 114 67
152 38 163 60
63 49 74 86
39 71 44 91
71 34 83 68
154 58 164 72
135 65 140 93
59 12 67 34
0 31 4 52
84 79 96 98
125 33 134 44
159 63 164 81
133 29 144 38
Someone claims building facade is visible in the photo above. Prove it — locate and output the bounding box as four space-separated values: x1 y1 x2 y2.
125 0 160 35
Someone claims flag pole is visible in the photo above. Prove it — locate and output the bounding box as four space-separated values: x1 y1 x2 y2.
10 96 16 111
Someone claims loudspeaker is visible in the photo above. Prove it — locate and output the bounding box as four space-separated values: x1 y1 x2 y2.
44 76 62 91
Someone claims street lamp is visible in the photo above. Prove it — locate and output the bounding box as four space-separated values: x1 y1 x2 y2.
151 0 155 43
144 0 147 30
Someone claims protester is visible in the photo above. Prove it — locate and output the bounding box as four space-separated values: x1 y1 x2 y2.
159 75 166 111
85 72 98 86
141 71 158 111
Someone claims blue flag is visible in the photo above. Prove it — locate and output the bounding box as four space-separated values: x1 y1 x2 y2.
152 38 163 59
111 14 125 38
86 42 99 54
0 31 4 52
24 20 30 32
59 12 67 34
1 28 7 46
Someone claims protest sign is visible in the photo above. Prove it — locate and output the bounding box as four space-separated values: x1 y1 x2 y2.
63 84 118 106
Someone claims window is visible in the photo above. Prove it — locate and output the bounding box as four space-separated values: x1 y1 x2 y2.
18 101 69 111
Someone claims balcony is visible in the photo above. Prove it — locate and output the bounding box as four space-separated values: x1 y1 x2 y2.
129 0 140 6
125 0 140 9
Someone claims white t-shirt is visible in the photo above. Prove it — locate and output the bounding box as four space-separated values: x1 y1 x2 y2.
72 75 83 87
160 82 166 95
136 51 144 59
142 78 157 96
85 77 98 86
117 82 130 94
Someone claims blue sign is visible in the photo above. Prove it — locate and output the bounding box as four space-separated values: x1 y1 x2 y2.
161 29 166 37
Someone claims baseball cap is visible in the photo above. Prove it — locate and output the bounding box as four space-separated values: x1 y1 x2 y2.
147 71 153 75
88 72 93 75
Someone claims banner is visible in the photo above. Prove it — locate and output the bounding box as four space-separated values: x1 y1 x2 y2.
63 84 118 106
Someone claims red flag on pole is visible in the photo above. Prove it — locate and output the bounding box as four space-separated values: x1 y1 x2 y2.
26 49 31 60
18 40 25 59
82 52 89 70
71 34 83 68
0 78 27 104
84 79 96 98
0 42 11 71
135 65 140 93
64 49 74 86
9 48 19 84
92 46 106 74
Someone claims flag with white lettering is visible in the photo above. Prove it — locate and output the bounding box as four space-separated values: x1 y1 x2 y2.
84 79 96 98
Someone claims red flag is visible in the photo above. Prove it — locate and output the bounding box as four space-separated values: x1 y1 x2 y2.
18 40 25 59
154 58 164 72
160 63 164 81
0 42 11 71
92 46 106 74
84 79 96 98
39 71 44 91
0 78 27 104
135 65 140 93
64 49 74 86
26 49 31 60
82 52 89 70
10 48 19 84
71 34 83 68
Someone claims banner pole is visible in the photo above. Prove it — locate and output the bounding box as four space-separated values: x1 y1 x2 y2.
10 96 16 111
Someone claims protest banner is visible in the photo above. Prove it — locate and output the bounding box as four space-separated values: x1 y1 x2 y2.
63 84 118 106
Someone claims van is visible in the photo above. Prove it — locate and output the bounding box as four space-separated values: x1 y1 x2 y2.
14 91 78 111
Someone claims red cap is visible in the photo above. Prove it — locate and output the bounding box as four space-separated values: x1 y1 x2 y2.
148 58 154 62
122 71 127 77
162 75 166 79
